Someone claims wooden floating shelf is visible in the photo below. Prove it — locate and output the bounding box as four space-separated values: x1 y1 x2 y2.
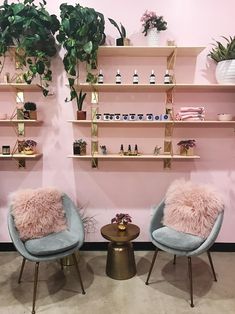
68 154 200 160
0 83 41 91
0 119 42 124
0 153 42 159
68 120 235 125
98 46 205 57
74 83 235 93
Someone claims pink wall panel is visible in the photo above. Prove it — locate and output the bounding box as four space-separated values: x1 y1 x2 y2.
0 0 235 242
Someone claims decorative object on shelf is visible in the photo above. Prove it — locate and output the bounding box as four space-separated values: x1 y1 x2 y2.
133 69 139 84
98 69 104 84
96 113 102 120
111 213 132 231
76 90 87 120
23 102 37 120
108 18 130 46
2 145 10 155
114 113 121 120
57 3 105 104
109 114 114 121
129 114 136 121
208 36 235 84
137 114 144 121
100 145 107 155
175 107 205 121
167 39 175 46
121 144 140 156
119 144 124 155
23 139 37 155
164 69 171 84
177 139 196 156
161 114 171 121
149 70 156 84
0 0 60 96
103 113 110 121
217 113 233 121
134 144 139 155
115 69 122 84
0 113 7 120
73 139 87 156
154 145 161 155
146 113 154 121
141 10 167 46
122 114 129 121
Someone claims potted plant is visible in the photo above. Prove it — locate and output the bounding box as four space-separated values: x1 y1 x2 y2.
0 0 60 96
22 139 37 155
56 3 105 107
208 36 235 84
108 18 130 46
76 90 87 120
73 139 87 156
111 213 132 231
177 139 196 156
23 102 37 120
140 10 167 46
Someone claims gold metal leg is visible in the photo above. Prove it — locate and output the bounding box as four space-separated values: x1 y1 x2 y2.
187 257 194 307
72 253 86 295
145 248 159 285
18 257 26 284
32 262 39 314
207 251 217 282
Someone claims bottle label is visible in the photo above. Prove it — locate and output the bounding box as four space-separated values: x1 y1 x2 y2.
116 76 121 84
133 76 138 84
150 76 155 84
98 76 103 84
164 76 170 84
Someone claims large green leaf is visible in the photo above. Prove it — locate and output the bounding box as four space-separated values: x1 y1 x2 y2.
83 41 92 54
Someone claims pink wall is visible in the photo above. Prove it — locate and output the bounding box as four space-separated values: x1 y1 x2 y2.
0 0 235 242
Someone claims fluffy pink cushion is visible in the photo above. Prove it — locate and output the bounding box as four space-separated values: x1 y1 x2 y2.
10 187 68 240
162 179 224 238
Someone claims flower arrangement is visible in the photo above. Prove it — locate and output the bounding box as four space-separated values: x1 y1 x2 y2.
23 140 37 154
141 10 167 36
177 139 196 155
111 213 132 230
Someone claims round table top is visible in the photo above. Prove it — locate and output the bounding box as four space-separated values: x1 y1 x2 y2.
101 224 140 243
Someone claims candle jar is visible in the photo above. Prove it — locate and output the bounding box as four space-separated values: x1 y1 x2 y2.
96 113 102 120
122 114 129 121
129 113 136 121
114 113 121 120
146 113 154 121
2 145 10 155
137 114 144 121
103 113 110 121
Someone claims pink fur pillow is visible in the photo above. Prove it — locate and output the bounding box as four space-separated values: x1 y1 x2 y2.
10 187 68 240
162 179 224 238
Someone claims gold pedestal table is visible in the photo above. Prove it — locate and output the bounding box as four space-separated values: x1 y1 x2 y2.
101 224 140 280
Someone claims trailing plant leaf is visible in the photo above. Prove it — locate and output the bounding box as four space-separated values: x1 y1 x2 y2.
0 0 60 95
57 3 105 109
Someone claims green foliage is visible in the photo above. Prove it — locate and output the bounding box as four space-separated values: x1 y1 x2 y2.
208 36 235 63
108 18 126 38
24 101 37 111
72 89 86 111
0 0 59 96
56 3 105 107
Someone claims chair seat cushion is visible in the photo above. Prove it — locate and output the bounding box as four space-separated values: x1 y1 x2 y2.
25 230 80 256
152 226 205 251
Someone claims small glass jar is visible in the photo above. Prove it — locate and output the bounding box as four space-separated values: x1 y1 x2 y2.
154 115 161 121
114 113 121 120
96 113 102 120
103 113 110 121
122 114 129 121
137 114 144 121
129 114 136 121
2 145 10 155
146 113 154 121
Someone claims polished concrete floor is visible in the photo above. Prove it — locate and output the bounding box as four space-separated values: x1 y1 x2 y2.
0 251 235 314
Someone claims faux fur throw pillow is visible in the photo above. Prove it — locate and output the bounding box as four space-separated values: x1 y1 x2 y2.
162 179 224 238
10 187 68 241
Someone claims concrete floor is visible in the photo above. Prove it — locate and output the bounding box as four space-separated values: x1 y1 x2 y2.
0 251 235 314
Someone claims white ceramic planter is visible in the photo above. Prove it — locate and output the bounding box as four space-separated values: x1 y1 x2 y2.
215 59 235 84
147 28 160 46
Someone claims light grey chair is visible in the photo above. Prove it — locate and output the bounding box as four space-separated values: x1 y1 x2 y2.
8 193 85 314
145 200 224 307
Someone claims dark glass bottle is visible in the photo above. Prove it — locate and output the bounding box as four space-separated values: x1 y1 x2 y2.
98 69 104 84
128 144 132 154
119 144 124 155
134 144 138 155
149 70 156 84
133 70 138 84
115 69 121 84
164 69 170 84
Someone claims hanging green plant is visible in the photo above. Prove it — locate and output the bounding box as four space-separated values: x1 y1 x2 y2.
0 0 60 96
56 3 105 106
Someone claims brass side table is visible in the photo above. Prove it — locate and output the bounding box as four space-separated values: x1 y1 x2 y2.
101 223 140 280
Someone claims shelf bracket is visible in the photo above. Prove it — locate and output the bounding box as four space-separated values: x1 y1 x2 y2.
17 122 25 136
18 158 26 168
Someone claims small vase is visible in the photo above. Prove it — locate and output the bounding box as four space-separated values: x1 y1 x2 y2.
180 147 194 156
147 28 160 46
117 223 126 231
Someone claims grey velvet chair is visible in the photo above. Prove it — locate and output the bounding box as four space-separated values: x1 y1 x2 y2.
145 200 224 307
8 193 85 314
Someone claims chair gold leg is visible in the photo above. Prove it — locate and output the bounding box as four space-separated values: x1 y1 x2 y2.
18 257 26 284
207 251 217 281
187 257 194 307
145 248 159 285
72 253 86 295
60 259 64 271
173 255 176 265
32 262 39 314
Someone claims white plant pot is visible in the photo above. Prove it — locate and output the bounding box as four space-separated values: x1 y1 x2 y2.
215 59 235 84
147 28 160 46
